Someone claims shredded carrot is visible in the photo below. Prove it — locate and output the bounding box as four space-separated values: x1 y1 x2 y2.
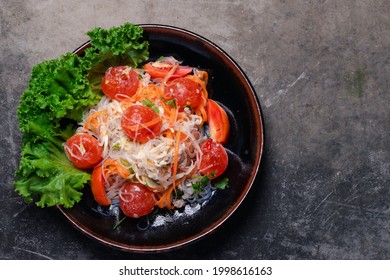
84 109 108 134
194 70 209 84
196 102 208 125
161 129 174 139
130 83 163 103
156 177 186 209
126 116 162 131
156 184 175 209
160 98 174 117
103 158 130 179
169 105 179 124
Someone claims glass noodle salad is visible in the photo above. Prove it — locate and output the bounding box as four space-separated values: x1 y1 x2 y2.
64 56 231 218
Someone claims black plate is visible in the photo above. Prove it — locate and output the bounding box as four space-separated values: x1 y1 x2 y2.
58 24 264 252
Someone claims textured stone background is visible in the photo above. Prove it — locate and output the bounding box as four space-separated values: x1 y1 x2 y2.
1 0 389 259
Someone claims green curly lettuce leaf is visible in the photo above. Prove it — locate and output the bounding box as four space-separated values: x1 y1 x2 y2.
15 133 89 208
14 23 149 208
15 115 90 208
17 53 99 138
84 23 149 96
85 22 149 67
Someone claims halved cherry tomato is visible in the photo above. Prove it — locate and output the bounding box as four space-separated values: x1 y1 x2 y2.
119 182 156 218
207 99 230 144
91 165 111 206
143 62 193 79
199 139 228 179
65 133 103 169
121 105 162 143
164 77 202 109
101 66 140 101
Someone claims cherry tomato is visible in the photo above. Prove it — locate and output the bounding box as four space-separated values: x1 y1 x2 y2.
121 105 162 143
143 62 193 79
207 99 230 144
199 139 228 178
101 66 140 101
65 133 103 169
164 77 202 109
119 182 156 218
91 165 111 206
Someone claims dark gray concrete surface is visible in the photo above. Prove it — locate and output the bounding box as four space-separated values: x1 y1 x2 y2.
1 0 389 259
